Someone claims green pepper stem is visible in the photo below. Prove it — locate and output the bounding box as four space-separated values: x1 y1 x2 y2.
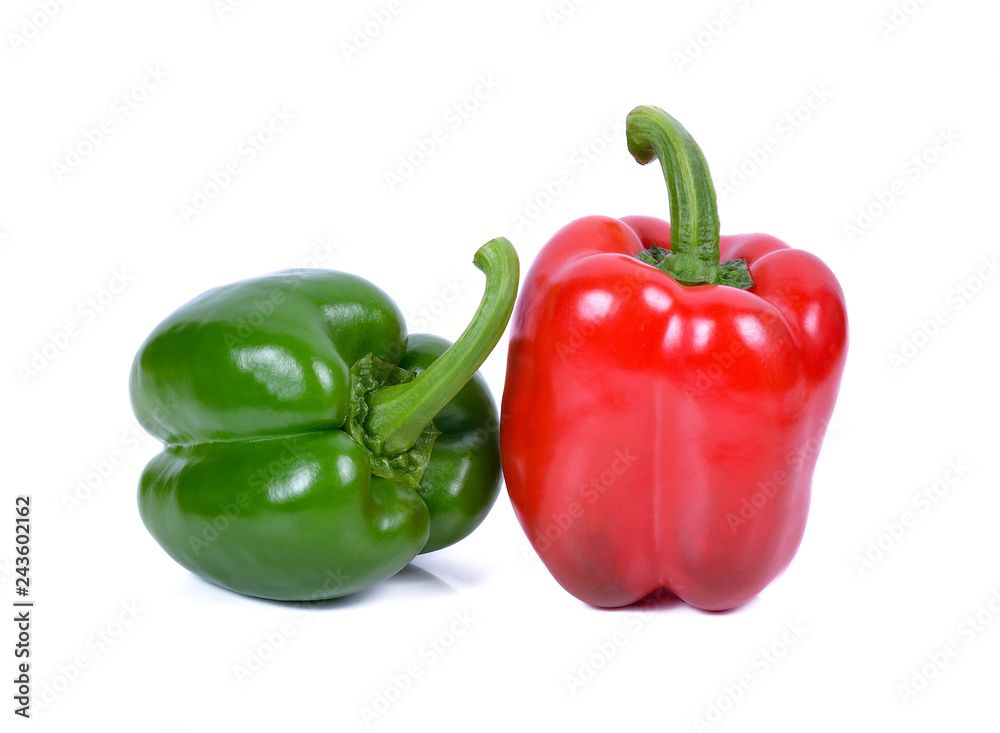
626 105 752 290
363 237 519 456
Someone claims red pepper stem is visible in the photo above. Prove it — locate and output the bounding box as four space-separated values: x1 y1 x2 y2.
626 106 752 290
363 237 519 457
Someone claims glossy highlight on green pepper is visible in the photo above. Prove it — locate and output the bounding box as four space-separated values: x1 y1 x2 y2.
130 237 518 601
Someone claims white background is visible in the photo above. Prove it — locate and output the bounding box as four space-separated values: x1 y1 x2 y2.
2 0 998 730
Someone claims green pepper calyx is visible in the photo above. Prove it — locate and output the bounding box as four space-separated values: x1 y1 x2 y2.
348 236 519 487
347 355 440 488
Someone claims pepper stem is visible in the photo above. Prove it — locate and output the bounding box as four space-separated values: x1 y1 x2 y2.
626 105 752 289
363 237 519 457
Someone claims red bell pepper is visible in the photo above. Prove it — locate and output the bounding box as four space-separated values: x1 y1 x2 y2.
500 106 847 611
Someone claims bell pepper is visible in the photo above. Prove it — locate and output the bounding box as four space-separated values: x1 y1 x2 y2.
500 106 847 611
130 237 518 601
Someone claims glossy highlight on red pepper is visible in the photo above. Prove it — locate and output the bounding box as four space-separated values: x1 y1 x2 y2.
500 106 847 611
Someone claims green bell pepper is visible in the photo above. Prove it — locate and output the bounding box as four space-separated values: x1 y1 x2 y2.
130 237 518 601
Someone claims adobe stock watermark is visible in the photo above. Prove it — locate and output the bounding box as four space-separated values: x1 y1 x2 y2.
292 234 342 269
340 0 413 63
672 0 754 71
545 0 590 30
463 414 499 450
218 281 300 348
359 609 476 726
0 556 17 590
717 84 834 202
34 600 144 715
7 0 72 53
843 126 960 245
523 448 638 561
188 437 309 556
232 569 350 685
51 65 168 182
510 116 625 234
232 605 311 685
61 423 155 515
18 268 134 385
897 586 1000 704
408 277 469 331
134 394 181 437
384 74 500 192
156 237 339 351
727 417 843 533
213 0 248 21
692 620 807 731
877 0 931 39
218 237 344 345
219 257 355 347
682 338 753 398
853 458 970 575
178 105 296 223
564 589 669 695
887 255 998 372
187 491 253 557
